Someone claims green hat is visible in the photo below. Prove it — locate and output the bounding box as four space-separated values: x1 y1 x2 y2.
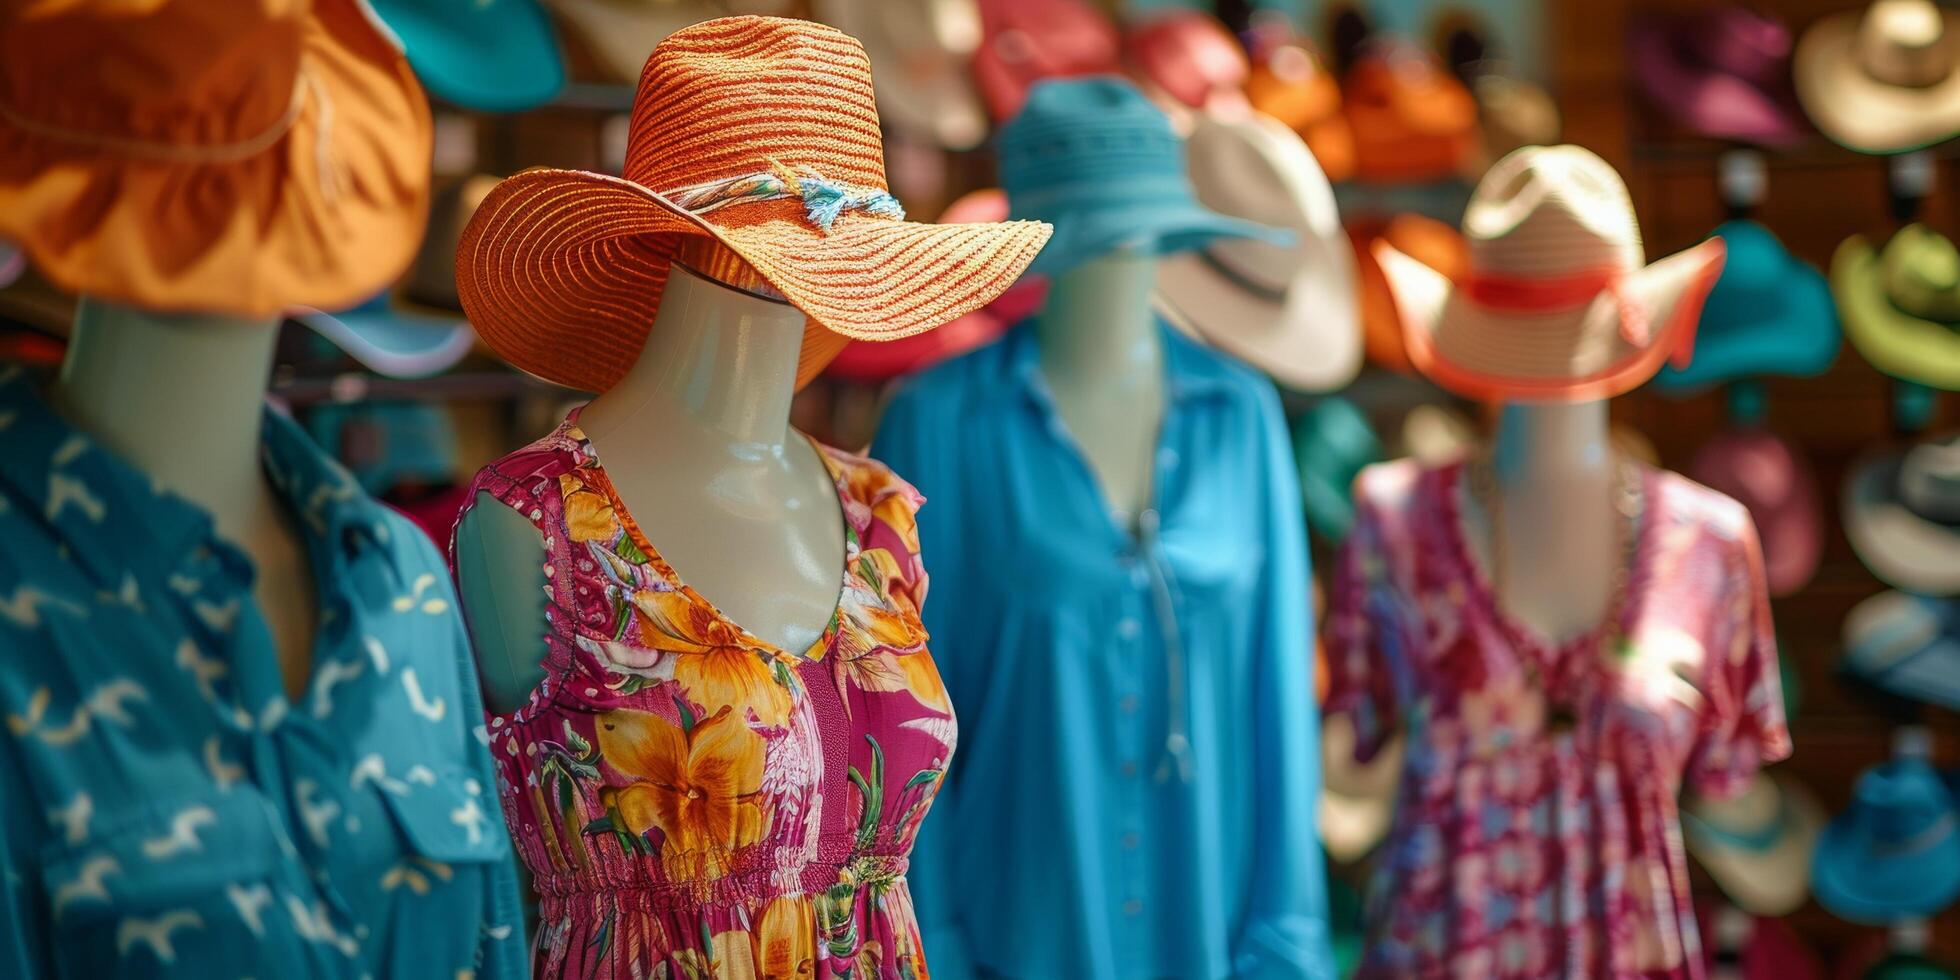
1291 397 1383 543
1832 224 1960 390
1866 952 1959 980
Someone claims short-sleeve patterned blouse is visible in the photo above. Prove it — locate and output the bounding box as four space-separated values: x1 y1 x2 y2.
459 411 954 979
1325 459 1790 979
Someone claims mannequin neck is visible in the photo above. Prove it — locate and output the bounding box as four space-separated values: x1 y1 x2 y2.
52 296 278 525
577 262 806 456
1033 250 1162 389
1489 399 1613 492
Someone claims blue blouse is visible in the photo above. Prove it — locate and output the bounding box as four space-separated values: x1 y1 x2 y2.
873 323 1334 979
0 367 523 979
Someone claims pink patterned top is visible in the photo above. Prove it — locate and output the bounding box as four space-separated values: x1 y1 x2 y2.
460 412 954 979
1325 459 1790 979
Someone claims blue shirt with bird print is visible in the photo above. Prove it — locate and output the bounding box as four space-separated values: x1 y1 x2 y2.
0 366 524 979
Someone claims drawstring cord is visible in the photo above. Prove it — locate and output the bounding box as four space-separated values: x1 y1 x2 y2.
1139 509 1195 784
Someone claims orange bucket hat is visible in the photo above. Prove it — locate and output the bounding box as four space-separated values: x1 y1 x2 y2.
0 0 430 319
457 16 1053 393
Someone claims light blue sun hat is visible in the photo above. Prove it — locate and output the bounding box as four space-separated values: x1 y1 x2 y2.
1653 219 1840 393
366 0 566 113
999 76 1290 278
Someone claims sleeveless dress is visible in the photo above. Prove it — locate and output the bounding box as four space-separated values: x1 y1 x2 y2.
459 411 955 979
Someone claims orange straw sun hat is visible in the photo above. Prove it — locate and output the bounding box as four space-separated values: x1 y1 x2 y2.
458 16 1052 392
1376 145 1727 402
0 0 430 319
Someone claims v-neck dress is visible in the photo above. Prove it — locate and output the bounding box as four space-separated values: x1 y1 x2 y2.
0 368 523 979
1325 459 1790 979
459 412 955 979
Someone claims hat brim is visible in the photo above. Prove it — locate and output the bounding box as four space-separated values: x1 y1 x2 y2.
1683 773 1824 917
1795 9 1960 154
369 0 564 112
458 168 1052 393
1023 201 1284 278
1381 237 1727 402
0 0 431 319
1831 235 1960 390
1653 259 1840 392
1843 450 1960 595
291 300 477 379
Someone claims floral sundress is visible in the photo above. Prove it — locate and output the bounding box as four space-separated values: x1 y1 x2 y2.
1326 459 1790 979
458 411 955 978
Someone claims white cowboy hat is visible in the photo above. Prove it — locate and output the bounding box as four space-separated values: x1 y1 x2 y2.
813 0 988 150
1155 110 1361 392
1795 0 1960 154
1376 144 1726 403
1684 771 1825 917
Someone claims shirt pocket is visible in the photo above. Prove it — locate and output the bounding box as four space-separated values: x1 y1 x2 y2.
35 788 309 979
368 763 514 978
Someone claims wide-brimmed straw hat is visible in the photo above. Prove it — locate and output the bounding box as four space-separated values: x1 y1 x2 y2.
1154 111 1359 392
1376 145 1727 403
1683 772 1825 916
0 0 431 319
1844 435 1960 596
1832 224 1960 391
456 17 1052 393
1796 0 1960 154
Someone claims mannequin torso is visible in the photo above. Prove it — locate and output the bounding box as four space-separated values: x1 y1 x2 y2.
1032 250 1167 526
456 250 846 715
1458 399 1621 645
52 297 318 699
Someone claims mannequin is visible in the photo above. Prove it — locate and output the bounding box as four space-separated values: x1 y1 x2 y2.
1462 398 1621 644
1031 249 1167 525
457 238 846 714
52 297 318 698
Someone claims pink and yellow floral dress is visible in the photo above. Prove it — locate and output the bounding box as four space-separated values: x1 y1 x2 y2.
1326 459 1790 979
459 412 954 979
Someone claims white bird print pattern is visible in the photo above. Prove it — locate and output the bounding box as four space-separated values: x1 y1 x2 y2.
46 472 106 524
116 909 202 964
363 634 391 674
294 779 341 848
350 754 410 796
175 638 229 705
401 668 447 722
391 573 450 615
380 857 454 895
47 792 91 844
225 882 273 937
204 736 245 791
140 805 217 860
7 679 147 747
50 854 120 918
0 584 85 630
310 656 364 719
95 572 143 612
284 894 359 956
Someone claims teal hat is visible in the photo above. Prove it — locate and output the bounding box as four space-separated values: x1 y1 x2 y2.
1292 397 1382 542
292 292 476 379
1653 219 1840 393
999 77 1288 277
367 0 565 112
1868 953 1960 980
1812 756 1960 924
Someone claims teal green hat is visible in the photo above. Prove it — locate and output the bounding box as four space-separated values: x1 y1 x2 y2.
367 0 565 112
1654 219 1840 393
1868 953 1960 980
999 77 1289 277
1812 756 1960 924
1292 397 1382 542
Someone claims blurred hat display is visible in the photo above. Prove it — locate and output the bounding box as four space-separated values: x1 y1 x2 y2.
1155 111 1360 392
371 0 565 111
1811 756 1960 924
1832 225 1960 391
1796 0 1960 154
970 0 1120 123
1844 435 1960 595
1342 43 1478 184
1655 220 1840 393
1695 901 1823 980
1689 427 1824 597
1246 43 1356 181
549 0 793 84
1683 773 1825 917
815 0 988 150
1290 397 1382 542
1124 10 1249 120
1629 6 1804 146
1319 712 1402 865
1842 590 1960 710
1375 145 1725 402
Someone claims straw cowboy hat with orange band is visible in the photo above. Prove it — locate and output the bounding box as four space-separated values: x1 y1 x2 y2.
1376 144 1727 403
457 16 1053 393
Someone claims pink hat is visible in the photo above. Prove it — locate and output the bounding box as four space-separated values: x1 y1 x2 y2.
970 0 1120 122
1123 10 1249 116
1629 6 1806 146
1689 427 1824 596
